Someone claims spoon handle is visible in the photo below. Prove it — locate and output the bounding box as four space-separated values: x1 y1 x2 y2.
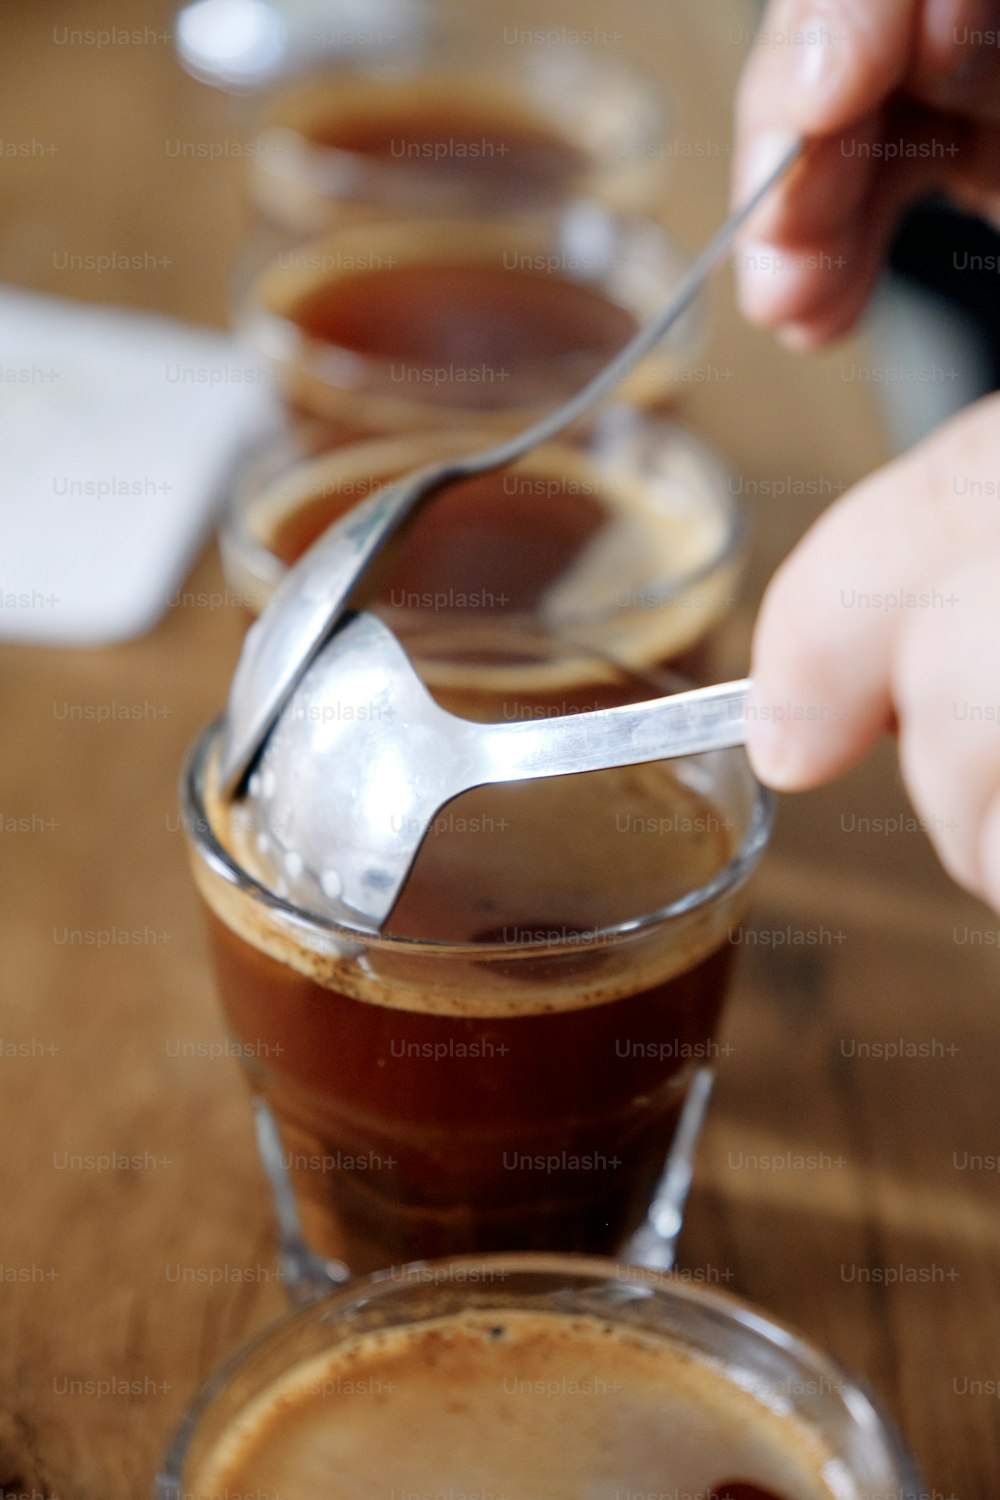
476 679 752 784
462 137 802 475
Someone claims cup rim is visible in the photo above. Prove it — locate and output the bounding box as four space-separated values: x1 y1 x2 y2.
182 707 774 956
221 412 749 630
155 1250 925 1498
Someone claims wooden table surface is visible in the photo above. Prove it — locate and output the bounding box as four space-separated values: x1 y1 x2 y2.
1 1 998 1496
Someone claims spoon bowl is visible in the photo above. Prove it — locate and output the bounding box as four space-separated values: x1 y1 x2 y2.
239 610 750 927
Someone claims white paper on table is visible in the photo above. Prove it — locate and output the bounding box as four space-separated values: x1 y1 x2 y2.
0 285 272 646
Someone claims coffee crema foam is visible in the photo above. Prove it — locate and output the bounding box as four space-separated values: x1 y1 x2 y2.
196 747 746 1019
188 1309 850 1500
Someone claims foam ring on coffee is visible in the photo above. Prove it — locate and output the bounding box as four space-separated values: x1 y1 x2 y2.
194 727 752 1018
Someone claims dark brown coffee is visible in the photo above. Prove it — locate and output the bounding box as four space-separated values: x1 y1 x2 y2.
199 746 743 1271
189 1309 843 1499
269 465 602 612
270 469 612 619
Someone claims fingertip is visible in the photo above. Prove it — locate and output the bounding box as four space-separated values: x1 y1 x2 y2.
748 526 893 792
744 684 826 793
744 723 809 793
734 240 791 325
733 237 848 330
775 297 864 351
761 223 890 350
746 687 887 795
776 321 825 352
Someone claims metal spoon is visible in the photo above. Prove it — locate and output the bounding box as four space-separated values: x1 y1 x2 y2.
238 610 750 927
218 137 801 794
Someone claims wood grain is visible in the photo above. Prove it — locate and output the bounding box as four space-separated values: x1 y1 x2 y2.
0 1 997 1497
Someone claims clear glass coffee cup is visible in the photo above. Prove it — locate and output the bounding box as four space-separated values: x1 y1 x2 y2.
181 630 772 1278
248 42 673 235
157 1253 924 1500
236 203 704 432
219 408 746 683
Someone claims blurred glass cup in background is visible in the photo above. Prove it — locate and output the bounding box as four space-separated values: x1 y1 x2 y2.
186 5 736 683
220 408 746 683
236 203 704 433
248 43 673 236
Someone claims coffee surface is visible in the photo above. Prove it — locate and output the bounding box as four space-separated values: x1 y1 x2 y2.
270 469 607 618
208 760 736 1012
265 457 727 652
190 1309 845 1500
287 263 636 368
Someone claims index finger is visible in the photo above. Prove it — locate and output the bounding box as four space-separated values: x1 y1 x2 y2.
737 0 917 149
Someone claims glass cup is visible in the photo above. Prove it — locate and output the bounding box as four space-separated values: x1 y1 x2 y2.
248 42 673 235
219 408 746 682
157 1253 924 1500
237 203 704 433
181 633 772 1277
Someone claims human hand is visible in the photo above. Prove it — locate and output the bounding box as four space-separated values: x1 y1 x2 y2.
746 392 1000 911
732 0 1000 347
